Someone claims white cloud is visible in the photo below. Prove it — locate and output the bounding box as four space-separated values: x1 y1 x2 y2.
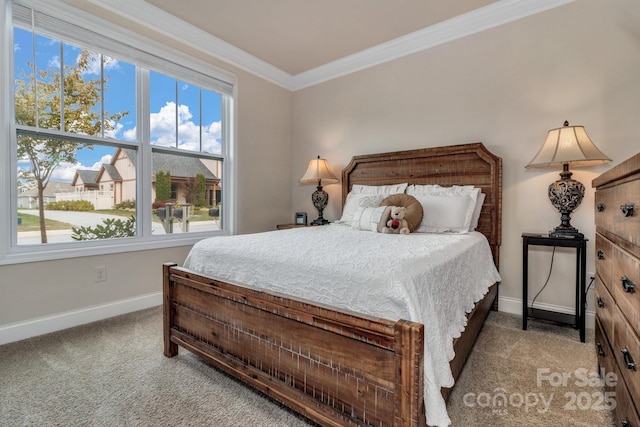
48 55 61 69
104 121 124 139
122 127 137 141
149 102 221 154
90 154 113 170
49 152 111 181
81 52 119 76
50 161 82 181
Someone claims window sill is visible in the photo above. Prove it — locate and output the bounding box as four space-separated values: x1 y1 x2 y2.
0 231 229 265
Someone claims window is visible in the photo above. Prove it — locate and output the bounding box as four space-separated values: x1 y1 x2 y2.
1 2 235 263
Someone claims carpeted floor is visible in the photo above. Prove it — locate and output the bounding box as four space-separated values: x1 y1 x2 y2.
447 312 613 427
0 307 614 426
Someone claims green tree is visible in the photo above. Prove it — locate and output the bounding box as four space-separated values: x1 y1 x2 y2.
195 173 206 207
15 50 128 243
155 170 172 202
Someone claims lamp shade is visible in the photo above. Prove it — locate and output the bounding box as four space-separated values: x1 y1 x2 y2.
299 156 339 185
525 121 611 169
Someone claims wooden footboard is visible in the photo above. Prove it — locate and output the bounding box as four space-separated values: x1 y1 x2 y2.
164 263 426 427
164 263 497 427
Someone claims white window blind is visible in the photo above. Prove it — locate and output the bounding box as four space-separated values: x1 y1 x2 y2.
12 2 234 96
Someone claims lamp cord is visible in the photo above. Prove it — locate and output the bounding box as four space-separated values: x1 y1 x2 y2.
584 275 595 309
530 247 555 309
530 247 596 310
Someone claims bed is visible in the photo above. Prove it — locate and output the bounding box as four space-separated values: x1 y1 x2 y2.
163 142 502 427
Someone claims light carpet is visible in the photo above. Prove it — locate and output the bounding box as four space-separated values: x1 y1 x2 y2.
0 307 614 426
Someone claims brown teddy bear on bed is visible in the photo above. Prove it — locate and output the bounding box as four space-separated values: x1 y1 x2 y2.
379 194 423 235
382 206 410 234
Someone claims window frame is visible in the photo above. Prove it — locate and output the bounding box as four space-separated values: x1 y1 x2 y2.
0 0 237 265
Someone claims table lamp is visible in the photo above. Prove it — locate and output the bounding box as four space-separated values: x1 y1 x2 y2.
525 121 611 238
299 155 339 225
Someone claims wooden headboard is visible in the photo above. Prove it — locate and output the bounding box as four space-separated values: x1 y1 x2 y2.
342 142 502 268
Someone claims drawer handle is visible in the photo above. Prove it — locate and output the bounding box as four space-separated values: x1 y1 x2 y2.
597 250 605 260
621 420 629 427
597 341 605 357
621 347 637 371
620 203 635 217
597 203 605 212
621 276 636 293
596 297 605 308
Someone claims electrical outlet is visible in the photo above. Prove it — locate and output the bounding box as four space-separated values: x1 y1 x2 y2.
95 265 107 282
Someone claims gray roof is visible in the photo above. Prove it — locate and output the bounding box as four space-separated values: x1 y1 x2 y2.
102 164 122 181
76 170 99 185
123 148 217 179
73 148 218 187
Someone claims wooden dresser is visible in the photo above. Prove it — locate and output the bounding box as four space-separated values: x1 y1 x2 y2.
593 152 640 427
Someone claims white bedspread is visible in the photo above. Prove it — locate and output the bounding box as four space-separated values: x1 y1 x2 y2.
184 224 501 427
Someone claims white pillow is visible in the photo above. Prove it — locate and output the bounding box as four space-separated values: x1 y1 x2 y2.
413 193 477 234
407 184 480 233
351 206 391 233
469 192 486 231
351 183 408 195
338 193 386 223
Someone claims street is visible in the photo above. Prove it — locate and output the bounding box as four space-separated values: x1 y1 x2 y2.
17 209 220 244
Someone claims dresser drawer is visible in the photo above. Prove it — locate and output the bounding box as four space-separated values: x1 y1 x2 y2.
596 276 617 342
613 308 640 410
612 245 640 337
614 367 640 427
598 319 640 427
596 318 617 392
596 233 614 289
595 178 640 249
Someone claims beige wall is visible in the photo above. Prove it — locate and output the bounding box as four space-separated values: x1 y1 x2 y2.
291 0 640 315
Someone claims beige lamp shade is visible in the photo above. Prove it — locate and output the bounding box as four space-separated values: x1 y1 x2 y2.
525 121 611 169
299 156 339 185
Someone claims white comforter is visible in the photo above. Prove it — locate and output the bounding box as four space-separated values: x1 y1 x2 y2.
184 224 501 427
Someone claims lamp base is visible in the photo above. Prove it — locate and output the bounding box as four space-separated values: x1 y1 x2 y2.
547 164 585 239
549 225 584 239
311 218 330 226
310 184 330 226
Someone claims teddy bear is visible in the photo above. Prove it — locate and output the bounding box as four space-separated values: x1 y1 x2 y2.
382 206 410 235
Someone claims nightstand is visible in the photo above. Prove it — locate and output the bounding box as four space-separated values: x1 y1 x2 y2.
522 232 587 342
276 224 310 230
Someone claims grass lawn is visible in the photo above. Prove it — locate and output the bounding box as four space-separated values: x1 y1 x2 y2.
17 213 74 232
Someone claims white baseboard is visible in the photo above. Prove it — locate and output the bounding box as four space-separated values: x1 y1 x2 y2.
498 296 595 330
0 292 162 345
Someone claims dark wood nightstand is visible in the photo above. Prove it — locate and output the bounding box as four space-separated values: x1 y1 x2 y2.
522 232 588 342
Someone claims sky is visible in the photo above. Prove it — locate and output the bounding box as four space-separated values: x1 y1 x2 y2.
14 27 223 183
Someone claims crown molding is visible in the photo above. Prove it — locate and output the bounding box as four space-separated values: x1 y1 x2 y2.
21 0 573 91
291 0 574 90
